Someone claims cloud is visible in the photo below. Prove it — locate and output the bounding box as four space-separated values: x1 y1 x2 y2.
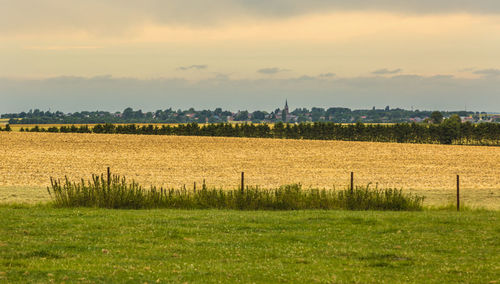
2 1 500 36
177 65 208 71
213 73 231 80
372 68 402 75
319 73 336 78
429 75 455 80
473 69 500 77
1 74 499 113
257 67 289 74
293 75 316 81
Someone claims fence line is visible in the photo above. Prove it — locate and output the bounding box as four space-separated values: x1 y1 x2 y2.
100 168 468 211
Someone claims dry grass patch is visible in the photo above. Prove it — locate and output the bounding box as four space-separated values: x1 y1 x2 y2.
0 186 49 204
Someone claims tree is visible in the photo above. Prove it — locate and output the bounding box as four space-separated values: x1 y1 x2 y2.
252 111 266 120
447 114 462 125
234 111 249 121
273 122 285 138
311 107 325 121
214 108 223 116
430 111 443 124
123 107 134 119
439 115 462 144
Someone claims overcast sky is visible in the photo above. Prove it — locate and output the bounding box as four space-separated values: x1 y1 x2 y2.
1 0 499 112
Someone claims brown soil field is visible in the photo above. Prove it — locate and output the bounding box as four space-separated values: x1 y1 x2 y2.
0 132 499 208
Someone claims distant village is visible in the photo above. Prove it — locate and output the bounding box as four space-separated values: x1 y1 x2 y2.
2 101 499 125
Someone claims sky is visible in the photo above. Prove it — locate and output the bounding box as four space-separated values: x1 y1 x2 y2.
1 0 500 113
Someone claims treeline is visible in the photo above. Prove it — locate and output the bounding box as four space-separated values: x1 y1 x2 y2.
18 118 500 146
0 125 11 132
2 107 484 124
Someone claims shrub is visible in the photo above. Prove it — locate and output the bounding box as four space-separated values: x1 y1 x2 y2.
47 173 424 211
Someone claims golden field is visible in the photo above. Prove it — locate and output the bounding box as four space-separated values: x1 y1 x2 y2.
7 123 183 131
0 132 499 208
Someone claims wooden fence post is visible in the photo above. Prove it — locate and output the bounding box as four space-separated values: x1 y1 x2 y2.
107 167 111 189
194 182 196 193
241 172 245 193
350 172 354 193
457 175 460 211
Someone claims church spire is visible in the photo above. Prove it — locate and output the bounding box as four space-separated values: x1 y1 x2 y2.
283 99 289 122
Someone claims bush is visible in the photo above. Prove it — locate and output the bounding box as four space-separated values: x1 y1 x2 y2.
47 173 424 211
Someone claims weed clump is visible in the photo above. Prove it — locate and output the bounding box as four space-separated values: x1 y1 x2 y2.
47 173 424 211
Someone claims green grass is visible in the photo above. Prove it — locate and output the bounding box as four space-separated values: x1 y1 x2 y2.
47 173 424 210
1 206 499 283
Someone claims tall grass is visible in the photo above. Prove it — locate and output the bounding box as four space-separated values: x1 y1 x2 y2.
47 173 424 211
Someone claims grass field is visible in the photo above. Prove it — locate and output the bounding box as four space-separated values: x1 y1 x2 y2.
1 132 499 208
0 206 498 283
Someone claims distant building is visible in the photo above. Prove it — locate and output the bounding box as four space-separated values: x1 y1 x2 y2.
461 116 474 123
282 100 289 122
